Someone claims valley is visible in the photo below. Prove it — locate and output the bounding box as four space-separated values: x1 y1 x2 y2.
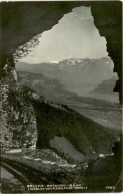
1 58 122 193
17 70 122 137
16 57 119 103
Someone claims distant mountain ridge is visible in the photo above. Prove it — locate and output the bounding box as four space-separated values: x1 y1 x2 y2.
92 77 117 94
17 71 77 102
16 57 116 99
17 71 119 108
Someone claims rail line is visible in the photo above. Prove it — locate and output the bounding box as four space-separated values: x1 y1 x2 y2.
1 157 61 187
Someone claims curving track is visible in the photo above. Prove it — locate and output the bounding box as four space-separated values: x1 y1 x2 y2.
1 157 61 193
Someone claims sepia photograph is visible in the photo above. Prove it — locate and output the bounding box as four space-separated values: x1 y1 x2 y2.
0 1 122 193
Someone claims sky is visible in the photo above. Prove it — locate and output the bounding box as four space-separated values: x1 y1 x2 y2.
19 6 108 64
17 6 119 103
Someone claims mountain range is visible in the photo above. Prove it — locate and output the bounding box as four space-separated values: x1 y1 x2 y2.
16 57 117 101
93 77 117 95
17 71 119 108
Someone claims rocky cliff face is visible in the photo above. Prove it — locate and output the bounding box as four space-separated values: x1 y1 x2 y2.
1 59 37 149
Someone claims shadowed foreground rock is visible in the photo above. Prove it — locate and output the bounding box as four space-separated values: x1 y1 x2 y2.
86 137 122 192
1 57 37 149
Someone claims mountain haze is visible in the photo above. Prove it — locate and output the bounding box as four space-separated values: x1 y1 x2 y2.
92 77 117 94
17 71 119 109
16 57 118 103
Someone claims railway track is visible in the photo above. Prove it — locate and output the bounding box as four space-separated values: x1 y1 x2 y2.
1 157 61 187
1 157 87 193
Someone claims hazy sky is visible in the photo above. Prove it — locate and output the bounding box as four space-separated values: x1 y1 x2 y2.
17 6 119 103
20 6 108 63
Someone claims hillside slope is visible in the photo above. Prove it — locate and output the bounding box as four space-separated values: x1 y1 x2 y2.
26 89 116 161
92 77 117 94
17 71 77 102
1 63 116 162
17 71 119 108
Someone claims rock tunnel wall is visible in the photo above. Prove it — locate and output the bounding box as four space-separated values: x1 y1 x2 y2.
0 1 122 103
0 1 122 149
91 2 122 103
0 56 37 148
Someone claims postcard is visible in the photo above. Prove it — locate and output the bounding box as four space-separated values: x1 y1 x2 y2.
0 1 122 193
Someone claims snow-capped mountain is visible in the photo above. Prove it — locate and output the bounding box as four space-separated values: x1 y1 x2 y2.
16 57 117 102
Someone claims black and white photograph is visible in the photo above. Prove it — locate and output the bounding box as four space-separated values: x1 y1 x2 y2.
0 1 122 193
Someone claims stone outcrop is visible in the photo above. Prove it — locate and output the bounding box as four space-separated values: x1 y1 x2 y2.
0 58 37 149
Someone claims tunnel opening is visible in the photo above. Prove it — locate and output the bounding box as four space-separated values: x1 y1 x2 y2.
14 6 121 145
1 4 122 151
14 5 120 104
0 2 122 192
0 3 122 152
